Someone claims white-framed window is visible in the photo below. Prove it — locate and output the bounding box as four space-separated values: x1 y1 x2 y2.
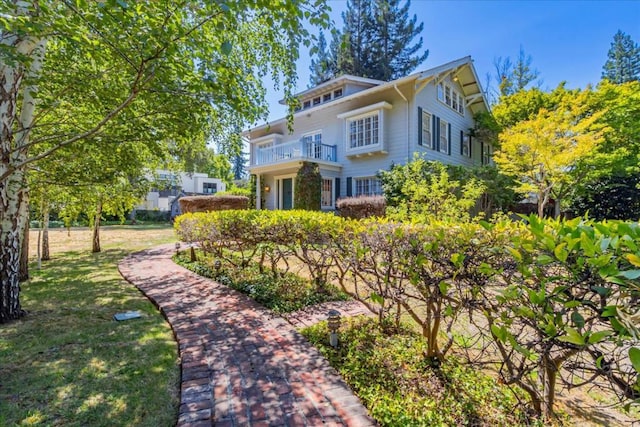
334 88 343 98
321 178 334 208
439 119 449 153
313 96 321 105
347 113 379 149
461 133 471 158
323 93 332 102
421 110 432 149
482 144 492 165
437 81 465 116
303 100 311 109
202 182 217 194
338 101 392 154
302 131 322 159
354 177 382 197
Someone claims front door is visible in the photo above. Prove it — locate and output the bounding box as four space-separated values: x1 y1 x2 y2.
282 178 293 210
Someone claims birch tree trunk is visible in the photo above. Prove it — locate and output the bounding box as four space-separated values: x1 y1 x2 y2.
0 2 46 322
92 201 102 253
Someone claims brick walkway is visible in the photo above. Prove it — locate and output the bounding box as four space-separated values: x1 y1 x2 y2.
118 245 375 427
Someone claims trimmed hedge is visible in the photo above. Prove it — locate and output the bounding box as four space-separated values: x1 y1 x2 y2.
336 195 386 219
178 195 248 213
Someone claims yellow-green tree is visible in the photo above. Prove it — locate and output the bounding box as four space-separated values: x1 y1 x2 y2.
494 89 607 218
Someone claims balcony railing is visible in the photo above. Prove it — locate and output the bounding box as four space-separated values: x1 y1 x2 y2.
254 140 338 166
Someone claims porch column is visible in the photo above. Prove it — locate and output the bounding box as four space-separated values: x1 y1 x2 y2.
256 174 261 210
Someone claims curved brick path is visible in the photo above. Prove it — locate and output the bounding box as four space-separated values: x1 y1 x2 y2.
118 245 375 427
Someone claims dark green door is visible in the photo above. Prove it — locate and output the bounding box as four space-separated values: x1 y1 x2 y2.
282 178 293 210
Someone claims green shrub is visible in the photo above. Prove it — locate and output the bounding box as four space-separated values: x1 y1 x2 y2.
294 161 322 210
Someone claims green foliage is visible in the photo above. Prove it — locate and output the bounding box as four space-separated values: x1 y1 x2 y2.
294 162 322 211
568 171 640 220
310 0 428 83
379 156 486 223
602 30 640 84
492 46 541 98
302 317 530 426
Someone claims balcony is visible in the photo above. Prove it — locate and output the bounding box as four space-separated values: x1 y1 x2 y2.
253 140 338 166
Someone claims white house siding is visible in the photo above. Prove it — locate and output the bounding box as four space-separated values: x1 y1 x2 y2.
413 76 481 167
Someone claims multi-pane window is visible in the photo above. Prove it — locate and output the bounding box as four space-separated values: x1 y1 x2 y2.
462 134 471 157
439 119 449 153
348 113 379 149
438 82 465 115
303 100 311 109
302 132 322 158
321 178 333 208
421 110 432 149
354 177 382 197
334 88 343 98
202 182 217 194
323 93 332 102
313 96 321 105
482 144 492 165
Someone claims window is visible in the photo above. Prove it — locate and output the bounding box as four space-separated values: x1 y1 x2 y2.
439 119 449 153
302 131 322 158
348 113 379 149
438 81 465 116
482 143 492 165
303 100 311 109
321 178 333 208
421 110 432 149
354 177 382 197
202 182 217 194
461 133 471 157
323 93 332 102
313 96 321 105
334 88 343 98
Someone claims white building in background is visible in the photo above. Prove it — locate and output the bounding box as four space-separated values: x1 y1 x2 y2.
139 170 227 211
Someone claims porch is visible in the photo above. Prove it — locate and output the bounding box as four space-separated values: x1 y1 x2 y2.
253 140 338 167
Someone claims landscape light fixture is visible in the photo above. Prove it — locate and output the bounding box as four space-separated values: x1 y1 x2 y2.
214 259 222 273
327 309 341 348
175 242 181 255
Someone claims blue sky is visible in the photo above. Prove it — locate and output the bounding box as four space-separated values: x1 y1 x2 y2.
263 0 640 122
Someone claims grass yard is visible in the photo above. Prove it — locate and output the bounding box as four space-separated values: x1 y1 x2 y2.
0 225 179 427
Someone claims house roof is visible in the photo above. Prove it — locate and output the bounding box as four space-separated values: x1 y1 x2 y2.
246 56 489 136
278 74 385 105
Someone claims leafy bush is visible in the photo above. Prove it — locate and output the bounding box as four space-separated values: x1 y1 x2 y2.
568 172 640 220
302 317 531 426
336 195 386 219
294 161 322 210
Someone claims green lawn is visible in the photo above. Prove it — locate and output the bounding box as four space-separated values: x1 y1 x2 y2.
0 225 179 427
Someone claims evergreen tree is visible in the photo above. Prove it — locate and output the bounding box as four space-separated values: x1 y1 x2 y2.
309 32 336 86
232 152 247 180
494 46 540 97
370 0 428 81
308 0 428 84
602 30 640 83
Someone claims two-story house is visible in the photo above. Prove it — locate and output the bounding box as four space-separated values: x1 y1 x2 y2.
140 170 227 212
245 56 491 210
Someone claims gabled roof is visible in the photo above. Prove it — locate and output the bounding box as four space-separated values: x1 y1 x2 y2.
247 56 489 135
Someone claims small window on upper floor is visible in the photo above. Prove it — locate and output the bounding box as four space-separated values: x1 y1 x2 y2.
323 93 332 102
334 88 343 98
313 96 321 105
303 100 311 109
438 82 464 116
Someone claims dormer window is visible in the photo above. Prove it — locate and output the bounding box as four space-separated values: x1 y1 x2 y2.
334 88 343 98
323 93 332 102
313 96 321 105
303 100 311 109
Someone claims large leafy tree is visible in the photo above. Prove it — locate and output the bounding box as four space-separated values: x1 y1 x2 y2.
309 0 427 83
602 30 640 84
493 87 607 218
0 0 328 322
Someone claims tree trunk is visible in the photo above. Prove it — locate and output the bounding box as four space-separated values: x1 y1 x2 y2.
41 202 50 260
553 197 561 219
92 201 102 253
542 359 558 421
19 212 29 282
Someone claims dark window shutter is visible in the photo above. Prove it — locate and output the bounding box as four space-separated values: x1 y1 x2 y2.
335 178 341 200
469 135 472 157
432 115 437 149
448 123 452 155
480 141 484 165
435 116 440 151
417 107 423 146
460 130 464 155
346 177 352 197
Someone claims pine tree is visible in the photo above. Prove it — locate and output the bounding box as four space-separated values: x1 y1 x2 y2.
370 0 428 81
308 32 336 86
232 152 247 180
494 46 540 97
308 0 428 84
602 30 640 83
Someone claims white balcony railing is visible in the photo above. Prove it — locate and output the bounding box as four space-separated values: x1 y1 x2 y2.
254 140 338 166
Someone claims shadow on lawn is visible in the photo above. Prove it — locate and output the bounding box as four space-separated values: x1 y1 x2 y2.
0 248 179 427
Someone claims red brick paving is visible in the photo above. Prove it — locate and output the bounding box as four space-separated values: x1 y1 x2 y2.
118 245 376 427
